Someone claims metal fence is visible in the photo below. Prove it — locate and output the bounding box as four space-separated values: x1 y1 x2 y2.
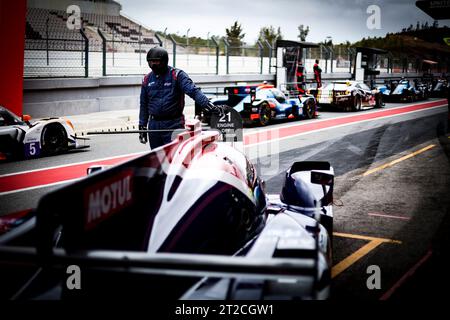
24 29 279 78
24 31 450 78
24 29 89 78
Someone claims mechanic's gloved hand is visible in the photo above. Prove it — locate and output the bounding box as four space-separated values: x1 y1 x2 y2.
139 125 148 144
204 102 231 116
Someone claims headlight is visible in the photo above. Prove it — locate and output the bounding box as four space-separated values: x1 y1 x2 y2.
251 107 258 112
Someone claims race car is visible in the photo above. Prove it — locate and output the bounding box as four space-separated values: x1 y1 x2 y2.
379 79 428 102
309 80 384 111
0 116 334 300
199 83 317 126
429 79 448 98
377 79 399 97
0 106 88 160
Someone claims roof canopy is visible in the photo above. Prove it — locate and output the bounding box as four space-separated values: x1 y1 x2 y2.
276 40 319 48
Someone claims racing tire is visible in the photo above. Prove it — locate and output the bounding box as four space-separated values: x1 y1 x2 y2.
351 95 361 112
41 124 67 156
303 99 315 119
258 102 271 126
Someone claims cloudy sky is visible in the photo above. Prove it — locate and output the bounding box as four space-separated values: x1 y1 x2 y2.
118 0 450 44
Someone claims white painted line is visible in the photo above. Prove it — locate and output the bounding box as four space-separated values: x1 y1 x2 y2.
244 104 447 148
246 99 445 134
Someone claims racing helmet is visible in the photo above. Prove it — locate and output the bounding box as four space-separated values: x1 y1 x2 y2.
280 171 316 209
147 47 169 74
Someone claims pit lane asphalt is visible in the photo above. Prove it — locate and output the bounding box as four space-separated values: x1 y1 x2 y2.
0 100 449 301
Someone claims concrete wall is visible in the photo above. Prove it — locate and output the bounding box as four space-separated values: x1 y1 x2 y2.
23 72 436 118
23 74 276 117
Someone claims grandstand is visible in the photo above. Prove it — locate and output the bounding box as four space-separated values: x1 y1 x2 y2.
23 0 265 77
25 0 160 52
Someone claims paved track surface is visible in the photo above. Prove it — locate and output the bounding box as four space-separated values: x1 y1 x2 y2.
1 99 449 300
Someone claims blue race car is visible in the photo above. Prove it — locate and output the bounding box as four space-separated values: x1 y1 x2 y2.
208 84 317 126
429 79 449 98
379 79 428 102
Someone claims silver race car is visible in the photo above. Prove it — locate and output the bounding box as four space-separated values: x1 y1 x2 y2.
0 106 88 160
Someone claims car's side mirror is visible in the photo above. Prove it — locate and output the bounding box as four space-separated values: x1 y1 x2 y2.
311 171 333 186
22 114 31 122
311 171 334 206
87 165 109 175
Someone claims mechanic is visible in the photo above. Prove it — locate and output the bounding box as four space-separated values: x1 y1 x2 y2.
139 47 227 149
296 62 306 96
313 59 322 88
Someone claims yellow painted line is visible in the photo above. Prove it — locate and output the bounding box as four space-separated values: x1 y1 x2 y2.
332 233 402 279
362 144 436 176
334 232 402 244
332 239 383 278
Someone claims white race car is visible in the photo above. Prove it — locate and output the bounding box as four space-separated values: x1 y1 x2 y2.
0 106 88 160
309 81 384 111
0 117 334 300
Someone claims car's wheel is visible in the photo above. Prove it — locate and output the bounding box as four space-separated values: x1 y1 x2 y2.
303 99 315 119
41 124 67 155
258 102 271 126
352 95 361 111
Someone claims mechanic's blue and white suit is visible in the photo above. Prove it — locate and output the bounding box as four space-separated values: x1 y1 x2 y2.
139 66 210 149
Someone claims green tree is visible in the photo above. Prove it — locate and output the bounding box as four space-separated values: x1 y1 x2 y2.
257 25 282 56
226 21 245 48
258 25 282 45
297 24 310 41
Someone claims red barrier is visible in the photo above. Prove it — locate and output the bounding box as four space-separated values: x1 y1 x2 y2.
0 0 26 116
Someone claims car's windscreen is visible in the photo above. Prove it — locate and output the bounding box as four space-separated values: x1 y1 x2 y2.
434 83 443 91
269 89 286 103
0 111 25 126
324 83 350 90
393 83 408 94
359 83 371 91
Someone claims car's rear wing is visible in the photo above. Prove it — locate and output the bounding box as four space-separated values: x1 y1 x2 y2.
224 84 274 96
0 245 316 281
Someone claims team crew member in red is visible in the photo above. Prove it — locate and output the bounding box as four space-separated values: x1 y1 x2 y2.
139 47 227 149
296 62 306 96
313 59 322 88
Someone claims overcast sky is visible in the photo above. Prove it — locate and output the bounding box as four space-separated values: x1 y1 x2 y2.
118 0 450 44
